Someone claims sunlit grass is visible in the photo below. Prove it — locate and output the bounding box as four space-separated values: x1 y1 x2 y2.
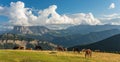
0 50 120 62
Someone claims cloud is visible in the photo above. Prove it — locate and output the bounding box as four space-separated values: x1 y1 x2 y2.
0 1 30 26
68 13 101 25
0 1 101 26
99 13 120 25
109 3 115 9
101 13 120 20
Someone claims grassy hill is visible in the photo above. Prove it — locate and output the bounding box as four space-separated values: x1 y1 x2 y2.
0 50 120 62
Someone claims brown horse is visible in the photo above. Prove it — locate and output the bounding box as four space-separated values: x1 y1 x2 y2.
56 46 64 51
85 49 92 58
19 46 25 49
26 48 32 50
13 46 19 49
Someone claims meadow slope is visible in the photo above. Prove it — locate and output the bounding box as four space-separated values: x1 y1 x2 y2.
0 50 120 62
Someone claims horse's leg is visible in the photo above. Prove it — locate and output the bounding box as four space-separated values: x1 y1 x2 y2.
85 53 87 58
90 53 92 58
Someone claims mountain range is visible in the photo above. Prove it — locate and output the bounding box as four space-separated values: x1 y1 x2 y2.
0 25 120 50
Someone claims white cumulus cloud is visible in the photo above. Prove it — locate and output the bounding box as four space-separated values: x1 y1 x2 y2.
99 13 120 25
109 3 115 9
68 13 101 25
0 1 101 26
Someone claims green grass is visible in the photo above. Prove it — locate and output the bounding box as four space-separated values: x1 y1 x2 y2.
0 50 120 62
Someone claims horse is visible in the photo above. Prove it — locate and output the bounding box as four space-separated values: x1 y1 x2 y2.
56 46 64 51
85 49 92 58
26 48 32 50
19 46 25 49
13 46 19 49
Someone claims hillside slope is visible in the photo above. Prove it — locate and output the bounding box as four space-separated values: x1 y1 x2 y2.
66 25 120 34
69 34 120 51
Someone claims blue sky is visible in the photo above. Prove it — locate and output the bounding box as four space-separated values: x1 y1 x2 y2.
0 0 120 26
0 0 118 14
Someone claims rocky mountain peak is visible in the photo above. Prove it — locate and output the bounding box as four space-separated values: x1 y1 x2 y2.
12 26 50 35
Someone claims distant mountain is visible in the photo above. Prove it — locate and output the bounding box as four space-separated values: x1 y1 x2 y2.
10 26 50 35
46 24 73 30
66 25 120 34
68 34 120 51
51 29 120 47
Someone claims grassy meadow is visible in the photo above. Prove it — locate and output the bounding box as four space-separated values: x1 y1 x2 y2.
0 50 120 62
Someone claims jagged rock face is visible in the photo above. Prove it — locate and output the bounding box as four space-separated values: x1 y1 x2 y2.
12 26 50 35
